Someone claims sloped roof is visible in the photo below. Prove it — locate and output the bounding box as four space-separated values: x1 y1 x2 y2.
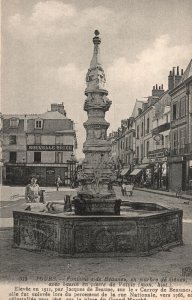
179 59 192 83
3 114 30 119
154 90 171 118
131 100 144 118
40 111 68 120
3 111 68 120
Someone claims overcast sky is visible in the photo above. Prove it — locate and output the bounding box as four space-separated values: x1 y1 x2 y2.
1 0 192 157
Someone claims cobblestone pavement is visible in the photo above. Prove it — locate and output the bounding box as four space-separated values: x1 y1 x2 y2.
0 185 192 283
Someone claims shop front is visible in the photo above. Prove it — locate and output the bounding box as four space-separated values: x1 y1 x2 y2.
168 156 185 192
148 149 169 190
4 163 75 186
129 164 150 187
120 165 131 182
187 159 192 191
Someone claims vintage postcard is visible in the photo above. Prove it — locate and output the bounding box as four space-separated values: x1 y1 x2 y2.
1 0 192 299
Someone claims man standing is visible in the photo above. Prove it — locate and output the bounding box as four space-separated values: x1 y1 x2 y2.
25 177 40 203
56 175 62 191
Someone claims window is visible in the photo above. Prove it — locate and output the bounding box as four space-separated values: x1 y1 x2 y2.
126 138 128 150
56 135 63 145
141 144 144 159
146 141 149 158
34 152 41 163
35 120 43 129
35 135 41 144
137 125 139 139
173 132 178 149
162 135 164 146
165 135 169 148
173 103 177 120
180 97 186 117
129 136 132 149
141 122 143 137
10 152 17 163
10 118 19 128
180 129 185 147
55 152 63 163
9 135 16 145
136 146 139 158
146 118 149 134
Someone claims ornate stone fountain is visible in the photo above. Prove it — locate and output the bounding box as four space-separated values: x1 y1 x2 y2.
12 31 183 257
74 30 120 215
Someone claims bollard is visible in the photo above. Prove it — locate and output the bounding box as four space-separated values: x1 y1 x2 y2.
64 195 72 212
39 189 45 203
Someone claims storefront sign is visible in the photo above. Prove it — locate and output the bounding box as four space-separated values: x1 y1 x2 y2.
46 169 55 175
153 134 163 145
150 157 167 163
149 148 169 159
27 145 73 151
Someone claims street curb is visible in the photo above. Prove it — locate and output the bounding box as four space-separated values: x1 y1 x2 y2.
134 188 192 201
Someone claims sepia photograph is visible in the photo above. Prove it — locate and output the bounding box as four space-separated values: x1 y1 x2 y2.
0 0 192 299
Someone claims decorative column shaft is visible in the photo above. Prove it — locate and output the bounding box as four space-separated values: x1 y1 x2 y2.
75 30 120 215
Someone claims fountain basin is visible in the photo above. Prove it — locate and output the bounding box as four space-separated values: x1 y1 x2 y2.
13 202 183 257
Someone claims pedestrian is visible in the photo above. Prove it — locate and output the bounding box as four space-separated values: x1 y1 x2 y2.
25 177 40 203
56 175 62 191
121 182 126 196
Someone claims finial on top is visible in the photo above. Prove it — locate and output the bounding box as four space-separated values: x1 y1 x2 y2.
93 29 101 45
94 29 100 36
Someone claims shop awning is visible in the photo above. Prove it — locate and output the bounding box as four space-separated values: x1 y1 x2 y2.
130 169 142 176
120 167 130 176
134 164 150 169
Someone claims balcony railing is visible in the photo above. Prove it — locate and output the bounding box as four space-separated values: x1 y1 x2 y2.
152 123 170 136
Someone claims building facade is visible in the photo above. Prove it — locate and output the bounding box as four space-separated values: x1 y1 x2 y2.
109 62 192 193
2 103 77 186
108 100 143 179
148 90 171 190
131 85 164 185
0 113 3 184
169 61 192 191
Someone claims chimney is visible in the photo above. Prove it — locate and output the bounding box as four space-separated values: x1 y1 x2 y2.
51 103 66 116
152 84 164 97
168 69 174 90
181 69 184 75
168 66 182 90
175 66 182 87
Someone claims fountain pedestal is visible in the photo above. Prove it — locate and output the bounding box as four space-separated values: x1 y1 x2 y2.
75 30 119 214
73 193 121 215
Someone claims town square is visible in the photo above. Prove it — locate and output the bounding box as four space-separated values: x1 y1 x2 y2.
0 0 192 299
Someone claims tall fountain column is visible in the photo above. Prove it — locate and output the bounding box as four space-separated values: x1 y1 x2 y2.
75 30 120 215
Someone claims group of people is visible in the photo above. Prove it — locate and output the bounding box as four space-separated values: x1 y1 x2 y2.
25 175 62 203
25 175 133 203
121 181 134 196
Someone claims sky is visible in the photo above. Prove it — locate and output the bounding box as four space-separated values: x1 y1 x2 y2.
1 0 192 158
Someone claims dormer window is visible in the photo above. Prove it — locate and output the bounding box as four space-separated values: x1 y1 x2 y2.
35 119 43 129
10 118 19 128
